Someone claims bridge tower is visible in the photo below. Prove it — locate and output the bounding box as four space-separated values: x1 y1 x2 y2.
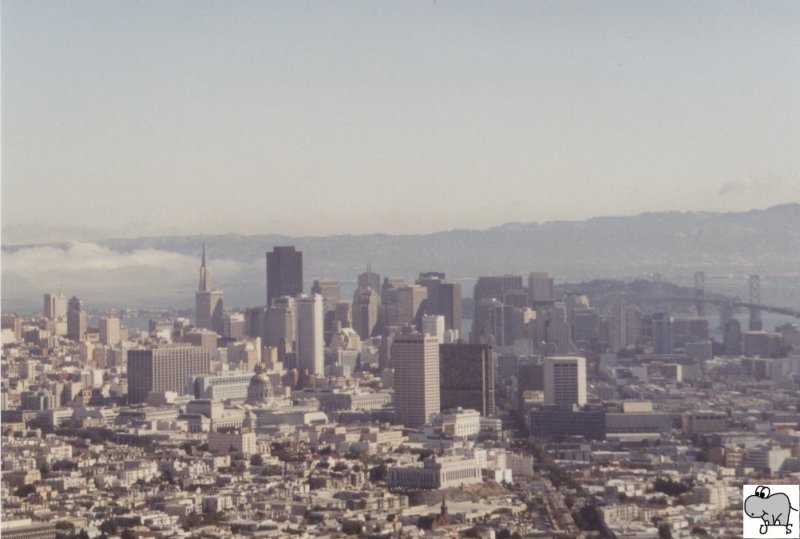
748 274 762 331
694 271 706 317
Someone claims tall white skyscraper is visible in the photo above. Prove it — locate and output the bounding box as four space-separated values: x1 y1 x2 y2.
392 331 440 428
296 294 324 376
544 356 587 408
421 314 446 344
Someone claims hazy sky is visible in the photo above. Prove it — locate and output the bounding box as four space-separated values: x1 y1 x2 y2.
3 1 799 243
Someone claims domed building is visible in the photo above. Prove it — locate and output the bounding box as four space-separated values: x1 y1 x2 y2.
246 364 273 406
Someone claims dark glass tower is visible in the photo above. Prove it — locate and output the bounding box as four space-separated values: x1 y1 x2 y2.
266 246 303 305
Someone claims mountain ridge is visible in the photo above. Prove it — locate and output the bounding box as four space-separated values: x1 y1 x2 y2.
3 203 799 250
2 204 798 311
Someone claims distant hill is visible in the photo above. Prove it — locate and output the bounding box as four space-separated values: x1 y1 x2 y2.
3 204 799 311
91 203 800 276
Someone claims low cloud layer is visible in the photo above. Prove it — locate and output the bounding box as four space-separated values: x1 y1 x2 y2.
1 242 256 312
718 176 785 196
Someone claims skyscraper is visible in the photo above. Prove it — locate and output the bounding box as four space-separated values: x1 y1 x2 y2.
43 292 66 320
127 346 211 404
265 296 296 352
195 243 224 334
528 272 555 304
538 303 576 355
439 282 462 334
609 300 638 353
312 279 341 345
352 286 380 340
266 246 303 306
396 284 428 327
473 298 505 345
357 265 381 294
311 279 341 311
392 331 440 428
380 324 401 370
67 296 86 342
334 301 352 329
652 312 674 354
543 356 586 408
296 294 324 376
422 315 445 344
472 275 523 343
723 318 743 356
416 272 462 333
439 343 496 416
381 276 407 302
99 316 121 346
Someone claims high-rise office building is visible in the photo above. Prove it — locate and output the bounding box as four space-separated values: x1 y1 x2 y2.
380 324 401 370
472 276 523 343
334 301 352 329
571 308 600 346
99 316 121 346
473 298 505 345
608 301 641 353
195 243 224 334
517 356 545 392
438 282 462 334
67 296 87 342
723 318 743 356
311 279 341 311
417 272 446 311
127 346 211 404
543 356 587 408
652 312 674 354
312 279 341 345
536 303 576 355
244 307 268 340
381 277 407 303
265 296 296 352
352 287 380 340
529 272 555 304
474 276 524 307
439 343 496 416
221 312 246 340
422 315 446 344
392 331 440 428
396 285 428 327
43 292 66 320
358 265 381 294
266 246 303 306
296 294 324 376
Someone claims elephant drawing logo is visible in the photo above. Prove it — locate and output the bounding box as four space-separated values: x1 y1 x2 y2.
743 485 799 538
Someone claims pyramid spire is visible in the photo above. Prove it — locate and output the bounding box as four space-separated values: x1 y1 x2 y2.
199 242 211 291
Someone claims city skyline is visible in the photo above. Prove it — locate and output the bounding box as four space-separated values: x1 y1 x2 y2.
3 3 800 537
3 1 799 244
3 203 800 313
